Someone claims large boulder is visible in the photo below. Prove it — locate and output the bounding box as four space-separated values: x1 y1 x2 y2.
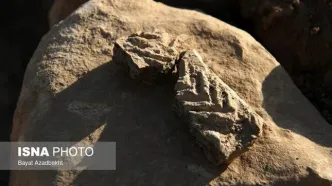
11 0 332 185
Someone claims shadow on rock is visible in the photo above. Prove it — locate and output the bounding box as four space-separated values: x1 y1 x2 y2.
262 65 332 147
33 61 227 185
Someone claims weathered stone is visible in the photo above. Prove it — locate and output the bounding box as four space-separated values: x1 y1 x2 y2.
11 0 332 185
114 31 178 85
174 50 262 165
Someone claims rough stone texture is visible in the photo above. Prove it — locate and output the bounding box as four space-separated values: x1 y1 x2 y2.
48 0 238 28
174 50 262 165
114 31 179 84
11 0 332 185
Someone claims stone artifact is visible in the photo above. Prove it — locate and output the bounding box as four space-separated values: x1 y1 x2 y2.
174 50 262 165
114 40 263 165
114 31 179 85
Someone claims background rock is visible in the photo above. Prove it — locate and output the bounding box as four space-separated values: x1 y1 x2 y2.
10 0 332 185
238 0 332 124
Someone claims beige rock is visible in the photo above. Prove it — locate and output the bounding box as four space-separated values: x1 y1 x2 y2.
174 50 262 165
11 0 332 185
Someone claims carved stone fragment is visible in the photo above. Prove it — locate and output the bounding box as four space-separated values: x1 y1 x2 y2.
114 31 179 85
174 50 262 165
114 31 262 165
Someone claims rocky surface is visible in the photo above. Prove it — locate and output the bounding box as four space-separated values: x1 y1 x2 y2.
10 0 332 185
174 50 262 165
47 0 332 125
114 31 179 84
